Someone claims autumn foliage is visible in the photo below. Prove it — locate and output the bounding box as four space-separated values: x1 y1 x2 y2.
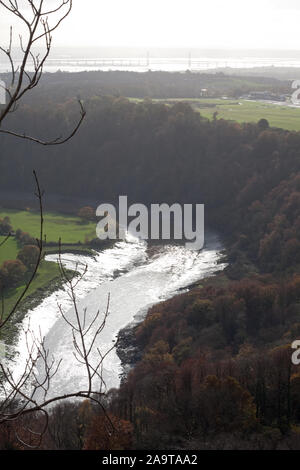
84 413 133 450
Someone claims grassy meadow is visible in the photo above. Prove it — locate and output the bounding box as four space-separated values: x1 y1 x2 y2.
0 209 98 328
0 236 19 265
192 99 300 131
1 260 61 318
131 98 300 131
0 209 96 244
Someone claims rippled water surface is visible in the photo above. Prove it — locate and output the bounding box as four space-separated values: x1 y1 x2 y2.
11 233 226 400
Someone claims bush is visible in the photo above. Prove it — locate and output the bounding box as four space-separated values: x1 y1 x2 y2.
0 259 27 288
0 217 12 236
17 245 40 271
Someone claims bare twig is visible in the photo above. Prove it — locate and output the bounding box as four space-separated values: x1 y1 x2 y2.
0 174 115 446
0 0 86 145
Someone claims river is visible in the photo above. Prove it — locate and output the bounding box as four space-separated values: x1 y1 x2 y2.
10 232 226 401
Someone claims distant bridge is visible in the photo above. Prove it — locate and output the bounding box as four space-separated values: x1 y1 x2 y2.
47 58 150 68
45 57 284 71
47 58 228 69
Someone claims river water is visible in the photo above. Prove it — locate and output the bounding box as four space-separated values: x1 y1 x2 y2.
10 233 226 401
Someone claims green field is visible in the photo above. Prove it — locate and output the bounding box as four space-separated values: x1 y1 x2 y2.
0 236 19 264
2 259 61 317
0 209 96 244
178 99 300 131
0 210 98 334
133 98 300 131
191 99 300 131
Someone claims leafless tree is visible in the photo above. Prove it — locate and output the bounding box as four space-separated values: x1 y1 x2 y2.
0 0 86 144
0 173 116 448
0 2 114 448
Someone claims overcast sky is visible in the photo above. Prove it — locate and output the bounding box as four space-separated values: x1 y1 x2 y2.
0 0 300 50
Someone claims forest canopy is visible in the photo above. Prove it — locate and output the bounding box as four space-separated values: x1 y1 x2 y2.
0 94 299 274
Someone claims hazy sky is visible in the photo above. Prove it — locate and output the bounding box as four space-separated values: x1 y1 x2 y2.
0 0 300 50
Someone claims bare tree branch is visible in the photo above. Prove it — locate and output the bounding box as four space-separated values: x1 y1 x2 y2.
0 171 43 331
0 173 114 446
0 0 86 145
0 3 114 448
